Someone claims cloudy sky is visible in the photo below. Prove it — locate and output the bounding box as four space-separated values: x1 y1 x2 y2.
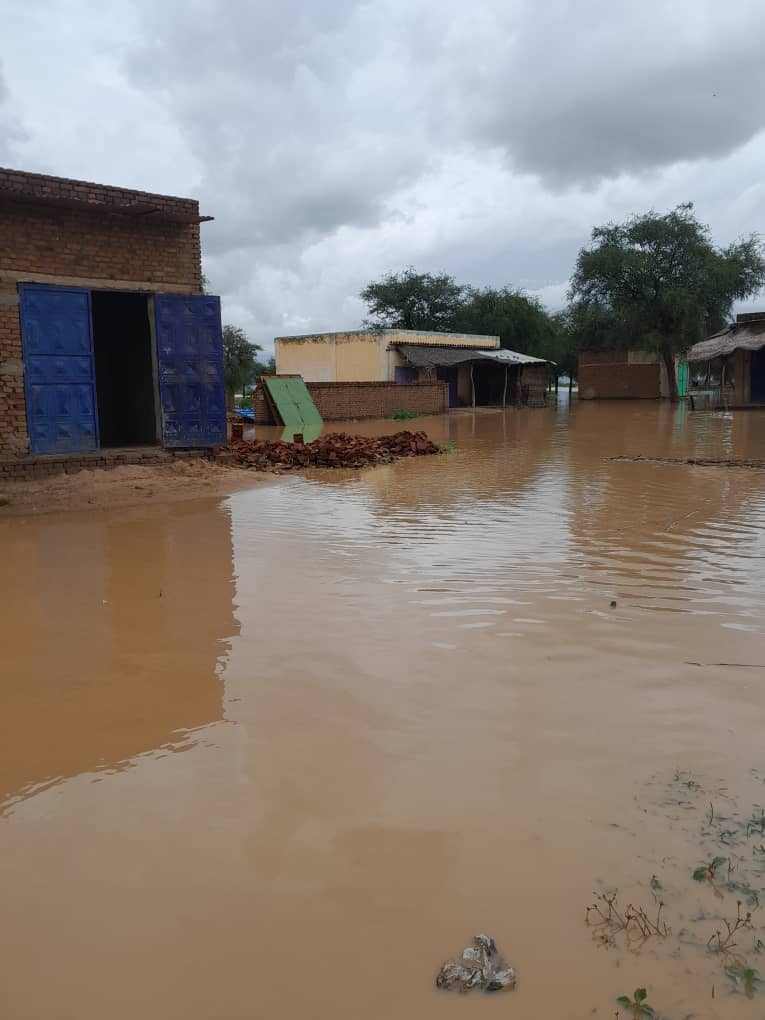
3 0 765 353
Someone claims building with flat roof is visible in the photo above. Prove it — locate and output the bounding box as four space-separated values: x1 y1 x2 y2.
0 167 225 462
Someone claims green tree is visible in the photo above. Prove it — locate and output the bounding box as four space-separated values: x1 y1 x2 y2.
223 325 262 407
252 354 276 377
569 203 765 400
454 286 562 360
361 267 466 331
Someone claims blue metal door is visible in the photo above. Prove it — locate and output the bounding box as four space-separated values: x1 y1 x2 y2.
154 294 226 447
20 284 98 454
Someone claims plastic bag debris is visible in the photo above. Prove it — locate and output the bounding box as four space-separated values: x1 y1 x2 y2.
435 934 516 994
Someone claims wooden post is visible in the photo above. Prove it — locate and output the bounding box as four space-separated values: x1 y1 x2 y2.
502 365 508 409
471 364 476 408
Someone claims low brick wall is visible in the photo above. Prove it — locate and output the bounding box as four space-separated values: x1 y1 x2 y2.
252 380 447 424
0 447 207 482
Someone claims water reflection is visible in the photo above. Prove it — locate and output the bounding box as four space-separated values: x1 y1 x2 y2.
0 501 238 809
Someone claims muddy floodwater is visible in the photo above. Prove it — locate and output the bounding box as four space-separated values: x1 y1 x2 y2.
3 400 765 1019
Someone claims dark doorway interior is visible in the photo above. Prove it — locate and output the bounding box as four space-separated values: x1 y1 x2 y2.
473 362 519 405
751 348 765 403
92 292 157 447
437 366 459 407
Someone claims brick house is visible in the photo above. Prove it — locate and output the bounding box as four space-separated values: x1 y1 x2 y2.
0 167 225 463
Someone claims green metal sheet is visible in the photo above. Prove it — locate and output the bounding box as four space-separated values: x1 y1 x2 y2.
677 360 689 398
263 376 323 429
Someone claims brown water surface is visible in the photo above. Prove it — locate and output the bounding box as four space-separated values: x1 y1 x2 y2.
2 400 765 1019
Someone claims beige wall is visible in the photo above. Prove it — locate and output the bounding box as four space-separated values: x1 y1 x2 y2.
275 329 499 382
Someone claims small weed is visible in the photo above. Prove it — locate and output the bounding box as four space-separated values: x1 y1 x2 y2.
707 901 754 955
692 856 727 883
616 987 655 1018
725 962 762 999
587 891 670 948
390 409 419 421
440 440 457 454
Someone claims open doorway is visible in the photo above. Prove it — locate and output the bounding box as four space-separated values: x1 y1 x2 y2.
751 348 765 403
92 291 158 447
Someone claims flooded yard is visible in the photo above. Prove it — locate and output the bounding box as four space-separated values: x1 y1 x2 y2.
2 400 765 1019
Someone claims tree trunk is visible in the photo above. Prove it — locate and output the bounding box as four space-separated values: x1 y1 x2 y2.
661 344 678 403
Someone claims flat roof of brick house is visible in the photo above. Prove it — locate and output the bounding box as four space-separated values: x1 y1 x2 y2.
0 166 213 224
275 328 499 345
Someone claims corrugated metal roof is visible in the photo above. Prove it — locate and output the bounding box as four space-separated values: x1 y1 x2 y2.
687 320 765 361
395 344 550 367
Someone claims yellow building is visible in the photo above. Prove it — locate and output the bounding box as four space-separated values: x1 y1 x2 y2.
275 328 499 383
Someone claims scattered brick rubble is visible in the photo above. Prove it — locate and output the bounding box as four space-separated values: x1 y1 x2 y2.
229 430 441 471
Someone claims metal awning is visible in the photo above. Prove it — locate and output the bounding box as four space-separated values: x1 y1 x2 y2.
395 344 551 368
687 322 765 362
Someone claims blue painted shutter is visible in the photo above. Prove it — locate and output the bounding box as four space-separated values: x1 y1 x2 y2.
20 284 98 454
154 294 226 447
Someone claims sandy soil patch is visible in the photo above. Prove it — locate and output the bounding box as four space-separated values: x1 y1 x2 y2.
0 457 269 517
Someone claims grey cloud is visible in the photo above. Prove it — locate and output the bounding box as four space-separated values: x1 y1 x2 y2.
439 1 765 184
0 63 25 163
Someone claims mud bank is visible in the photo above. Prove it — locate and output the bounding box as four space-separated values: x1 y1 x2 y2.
0 457 264 516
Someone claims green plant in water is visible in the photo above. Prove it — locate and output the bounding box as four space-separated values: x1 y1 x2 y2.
693 856 727 883
391 409 419 420
439 440 457 454
725 962 762 999
616 988 655 1018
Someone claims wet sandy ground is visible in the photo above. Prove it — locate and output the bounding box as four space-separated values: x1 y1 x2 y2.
0 456 267 517
2 399 765 1019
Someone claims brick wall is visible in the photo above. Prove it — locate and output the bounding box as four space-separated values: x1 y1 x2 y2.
252 380 447 424
0 168 202 290
0 168 205 457
0 289 28 456
578 362 661 399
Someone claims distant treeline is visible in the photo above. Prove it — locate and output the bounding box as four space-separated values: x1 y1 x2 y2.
360 204 765 398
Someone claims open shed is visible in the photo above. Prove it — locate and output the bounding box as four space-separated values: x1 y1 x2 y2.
394 344 551 408
686 313 765 407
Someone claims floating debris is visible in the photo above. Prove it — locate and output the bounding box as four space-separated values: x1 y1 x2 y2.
229 430 441 471
435 934 516 994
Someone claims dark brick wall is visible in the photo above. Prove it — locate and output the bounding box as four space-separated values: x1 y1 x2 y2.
579 362 661 399
0 168 202 290
0 168 205 457
0 290 28 456
253 380 448 424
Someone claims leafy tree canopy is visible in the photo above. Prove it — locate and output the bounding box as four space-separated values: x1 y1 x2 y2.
569 203 765 397
223 324 263 399
360 270 568 366
361 268 466 331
